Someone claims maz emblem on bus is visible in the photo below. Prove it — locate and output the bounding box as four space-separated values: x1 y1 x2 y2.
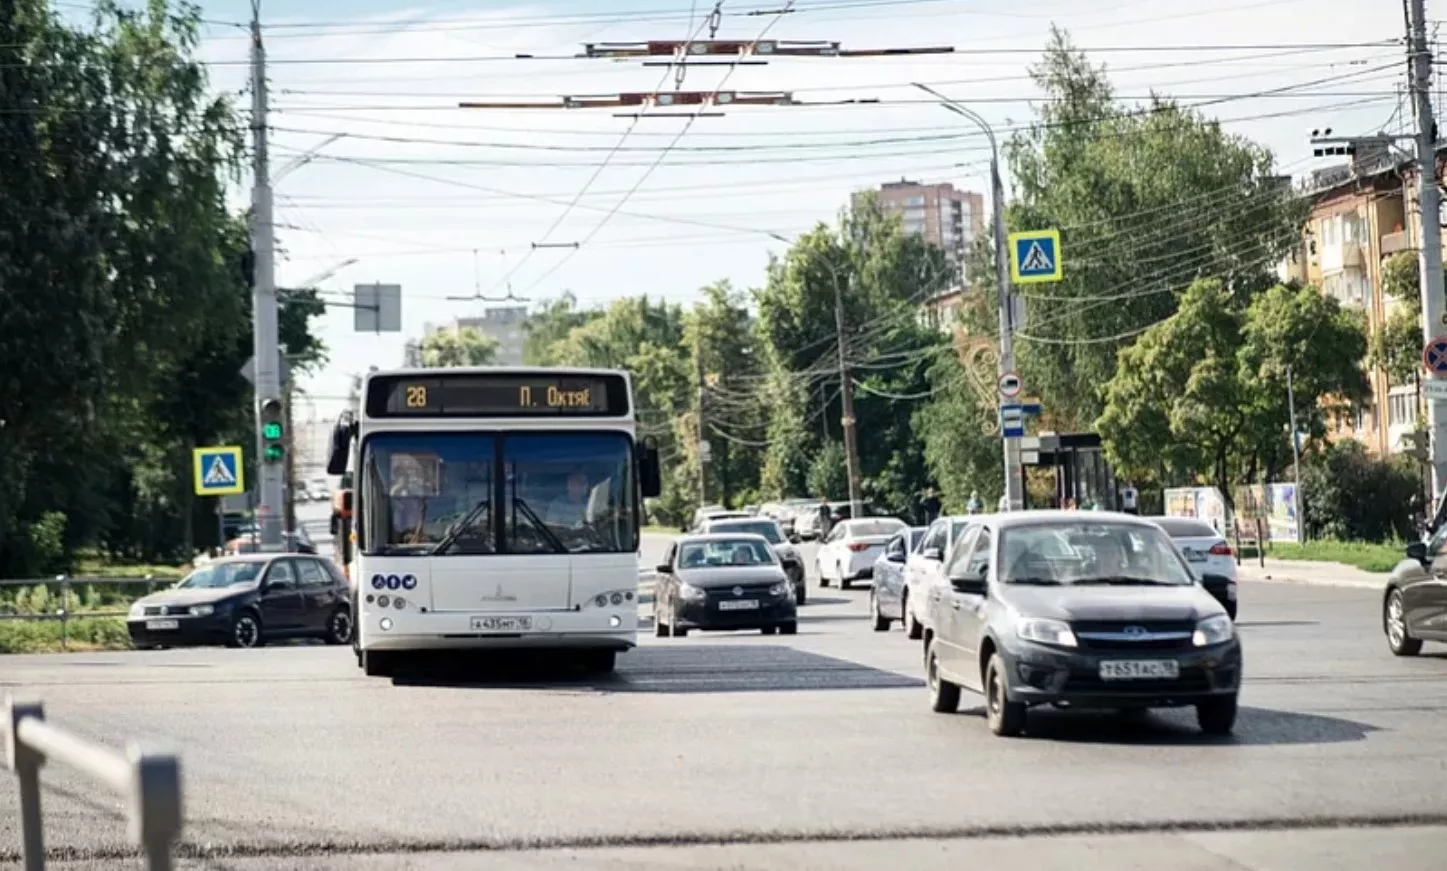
480 584 518 603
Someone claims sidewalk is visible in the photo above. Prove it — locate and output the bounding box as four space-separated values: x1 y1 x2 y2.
1235 557 1388 590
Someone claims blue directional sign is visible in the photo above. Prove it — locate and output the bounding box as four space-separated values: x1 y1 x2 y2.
192 446 244 496
1424 336 1447 375
1008 229 1063 284
1000 403 1026 438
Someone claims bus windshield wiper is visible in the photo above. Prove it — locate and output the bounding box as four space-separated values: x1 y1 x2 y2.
512 498 567 554
431 499 491 555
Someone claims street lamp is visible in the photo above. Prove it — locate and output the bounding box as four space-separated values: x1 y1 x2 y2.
912 82 1021 511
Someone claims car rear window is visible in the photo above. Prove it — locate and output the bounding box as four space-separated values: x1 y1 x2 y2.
1151 517 1219 538
849 519 907 537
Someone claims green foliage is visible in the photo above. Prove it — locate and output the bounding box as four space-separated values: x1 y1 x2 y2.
1003 28 1302 430
1099 279 1369 505
1298 439 1422 543
806 441 848 500
0 0 326 577
916 354 1004 512
421 327 499 367
1370 253 1424 385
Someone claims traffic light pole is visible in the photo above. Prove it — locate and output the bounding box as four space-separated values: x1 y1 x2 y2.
249 12 285 549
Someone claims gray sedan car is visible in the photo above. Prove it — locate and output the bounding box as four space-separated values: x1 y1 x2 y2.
870 526 926 631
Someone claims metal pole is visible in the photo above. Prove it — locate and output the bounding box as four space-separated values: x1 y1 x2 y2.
834 270 864 518
7 699 46 871
215 498 225 556
1409 0 1447 510
911 83 1022 512
694 334 708 507
249 8 284 549
284 387 296 541
1287 364 1306 543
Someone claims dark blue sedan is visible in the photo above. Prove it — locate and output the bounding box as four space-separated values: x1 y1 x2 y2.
870 526 926 630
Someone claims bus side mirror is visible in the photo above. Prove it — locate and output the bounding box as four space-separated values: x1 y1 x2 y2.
326 415 355 476
638 440 662 499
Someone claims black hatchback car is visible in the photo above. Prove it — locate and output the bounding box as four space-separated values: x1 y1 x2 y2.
653 534 798 637
923 511 1241 738
127 554 353 650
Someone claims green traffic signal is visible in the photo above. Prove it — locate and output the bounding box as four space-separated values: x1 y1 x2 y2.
264 444 285 462
262 421 284 440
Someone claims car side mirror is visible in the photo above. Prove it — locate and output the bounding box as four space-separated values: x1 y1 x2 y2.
655 563 672 574
949 575 986 595
1406 541 1429 563
789 534 800 544
887 551 906 563
922 546 942 561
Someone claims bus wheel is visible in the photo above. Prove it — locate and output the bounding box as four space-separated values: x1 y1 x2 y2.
362 651 394 677
583 649 616 674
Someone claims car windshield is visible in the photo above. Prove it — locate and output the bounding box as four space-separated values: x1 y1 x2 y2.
848 518 906 537
360 431 637 557
998 521 1195 586
908 528 926 549
711 520 783 543
179 561 265 589
678 538 776 568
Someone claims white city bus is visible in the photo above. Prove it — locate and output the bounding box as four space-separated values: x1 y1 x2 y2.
326 367 662 677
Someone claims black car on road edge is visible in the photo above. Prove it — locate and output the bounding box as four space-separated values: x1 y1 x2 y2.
653 533 798 637
127 553 353 650
923 511 1241 738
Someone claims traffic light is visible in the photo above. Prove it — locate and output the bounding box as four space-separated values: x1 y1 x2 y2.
260 398 285 463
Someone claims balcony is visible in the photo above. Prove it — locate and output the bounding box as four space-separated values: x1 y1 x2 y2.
1380 229 1410 257
1319 242 1364 274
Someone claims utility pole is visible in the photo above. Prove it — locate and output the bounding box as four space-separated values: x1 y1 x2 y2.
695 336 708 507
1409 0 1447 511
990 146 1023 512
834 270 864 517
248 6 284 549
1286 365 1306 543
283 386 296 539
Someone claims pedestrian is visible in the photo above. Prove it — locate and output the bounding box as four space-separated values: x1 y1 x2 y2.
967 490 983 514
816 498 832 540
922 487 941 524
1120 484 1139 515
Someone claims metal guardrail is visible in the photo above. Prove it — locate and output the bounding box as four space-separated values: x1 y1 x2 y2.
3 695 183 870
0 577 169 648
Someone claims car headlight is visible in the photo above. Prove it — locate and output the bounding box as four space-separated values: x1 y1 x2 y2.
678 583 707 602
769 581 791 598
188 605 214 617
128 602 145 618
1192 614 1234 647
1016 617 1078 648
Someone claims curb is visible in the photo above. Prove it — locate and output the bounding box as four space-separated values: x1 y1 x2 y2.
1238 570 1385 592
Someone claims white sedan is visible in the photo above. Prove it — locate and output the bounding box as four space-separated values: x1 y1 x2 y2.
1146 515 1239 619
816 517 908 590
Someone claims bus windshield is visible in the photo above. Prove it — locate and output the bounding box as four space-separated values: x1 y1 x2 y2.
360 431 638 557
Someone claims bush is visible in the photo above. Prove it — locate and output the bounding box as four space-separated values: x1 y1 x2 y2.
0 617 132 654
1299 439 1423 542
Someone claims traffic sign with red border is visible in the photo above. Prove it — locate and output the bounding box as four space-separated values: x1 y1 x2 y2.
1424 336 1447 375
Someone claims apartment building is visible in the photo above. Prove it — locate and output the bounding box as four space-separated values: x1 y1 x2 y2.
854 179 985 282
403 305 529 367
1278 156 1415 456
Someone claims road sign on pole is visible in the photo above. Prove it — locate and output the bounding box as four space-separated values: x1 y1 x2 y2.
998 371 1022 398
1423 336 1447 375
1000 404 1025 438
193 446 245 496
1008 229 1063 284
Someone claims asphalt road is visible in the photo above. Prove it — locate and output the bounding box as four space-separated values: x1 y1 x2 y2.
4 531 1447 869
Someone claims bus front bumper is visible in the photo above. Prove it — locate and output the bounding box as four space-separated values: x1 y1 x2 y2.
358 609 637 652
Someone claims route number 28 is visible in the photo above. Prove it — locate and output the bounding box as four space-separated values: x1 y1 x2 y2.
405 385 428 408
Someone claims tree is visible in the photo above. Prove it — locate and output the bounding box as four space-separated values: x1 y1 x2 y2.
690 280 765 506
1002 27 1302 429
1370 252 1424 386
421 327 499 367
1098 279 1368 506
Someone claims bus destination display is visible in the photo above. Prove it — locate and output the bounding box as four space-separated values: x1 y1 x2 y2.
367 373 629 418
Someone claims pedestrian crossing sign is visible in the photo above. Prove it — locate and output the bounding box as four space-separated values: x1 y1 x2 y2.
1008 229 1063 284
193 446 245 496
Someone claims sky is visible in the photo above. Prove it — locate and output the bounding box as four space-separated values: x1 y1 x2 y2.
60 0 1416 429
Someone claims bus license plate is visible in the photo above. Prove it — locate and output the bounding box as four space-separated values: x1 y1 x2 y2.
145 619 179 631
717 600 759 611
1100 660 1180 680
471 616 531 632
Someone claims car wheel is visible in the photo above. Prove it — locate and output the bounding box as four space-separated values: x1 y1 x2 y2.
324 607 353 645
870 591 890 632
1385 588 1423 656
795 583 807 606
654 604 669 637
905 605 923 641
362 650 393 677
838 563 851 591
669 610 688 638
927 644 960 713
761 625 778 635
984 653 1026 736
226 611 263 649
817 560 829 587
1196 694 1238 736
